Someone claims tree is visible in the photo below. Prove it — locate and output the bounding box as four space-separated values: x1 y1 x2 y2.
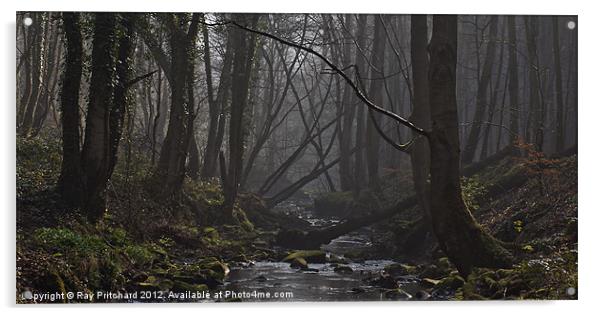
337 14 356 191
80 13 119 219
365 15 388 190
409 14 431 220
427 15 513 277
17 12 42 136
524 16 544 150
200 15 234 180
222 14 260 214
352 14 368 193
552 16 565 153
57 12 84 207
150 13 200 195
507 16 520 142
80 13 136 220
462 16 499 164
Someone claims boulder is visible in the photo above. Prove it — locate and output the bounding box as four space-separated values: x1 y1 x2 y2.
434 275 465 291
333 265 353 274
370 274 399 289
290 257 308 269
384 289 412 300
384 263 416 276
420 277 441 288
283 250 327 264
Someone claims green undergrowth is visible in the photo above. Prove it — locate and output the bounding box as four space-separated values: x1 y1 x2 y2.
16 135 269 303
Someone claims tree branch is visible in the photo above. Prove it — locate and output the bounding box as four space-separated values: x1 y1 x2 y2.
203 19 430 138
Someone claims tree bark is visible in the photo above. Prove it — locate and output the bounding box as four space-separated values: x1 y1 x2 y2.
223 14 259 214
154 13 200 195
409 14 432 220
428 15 513 278
57 12 84 207
32 15 62 136
80 13 118 220
109 14 136 177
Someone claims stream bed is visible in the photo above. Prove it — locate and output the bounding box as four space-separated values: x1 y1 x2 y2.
221 201 426 302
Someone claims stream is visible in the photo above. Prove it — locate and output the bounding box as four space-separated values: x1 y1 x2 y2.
220 200 425 302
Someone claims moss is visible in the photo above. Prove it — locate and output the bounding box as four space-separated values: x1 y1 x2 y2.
461 177 488 212
290 257 308 269
434 275 465 291
203 226 220 240
283 250 326 263
123 244 155 266
34 227 108 256
16 136 61 199
384 263 417 276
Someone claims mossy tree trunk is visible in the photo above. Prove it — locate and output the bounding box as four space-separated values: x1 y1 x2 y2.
80 13 136 221
58 12 84 207
427 15 513 278
153 13 200 195
80 13 118 220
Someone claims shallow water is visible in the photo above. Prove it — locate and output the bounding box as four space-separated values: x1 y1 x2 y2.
222 260 422 302
221 206 423 302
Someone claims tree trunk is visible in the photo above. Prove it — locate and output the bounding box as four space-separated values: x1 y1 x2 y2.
187 133 201 180
223 14 259 214
365 15 388 190
524 16 544 150
154 14 200 195
480 19 507 160
507 16 520 142
32 15 62 136
109 14 136 177
428 15 513 278
353 14 368 193
57 12 84 207
277 146 526 249
552 16 565 153
338 14 356 191
19 13 46 137
80 13 118 220
461 16 498 164
200 17 233 180
409 14 431 220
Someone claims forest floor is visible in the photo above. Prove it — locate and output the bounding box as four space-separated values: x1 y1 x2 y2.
350 149 578 300
16 135 577 302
